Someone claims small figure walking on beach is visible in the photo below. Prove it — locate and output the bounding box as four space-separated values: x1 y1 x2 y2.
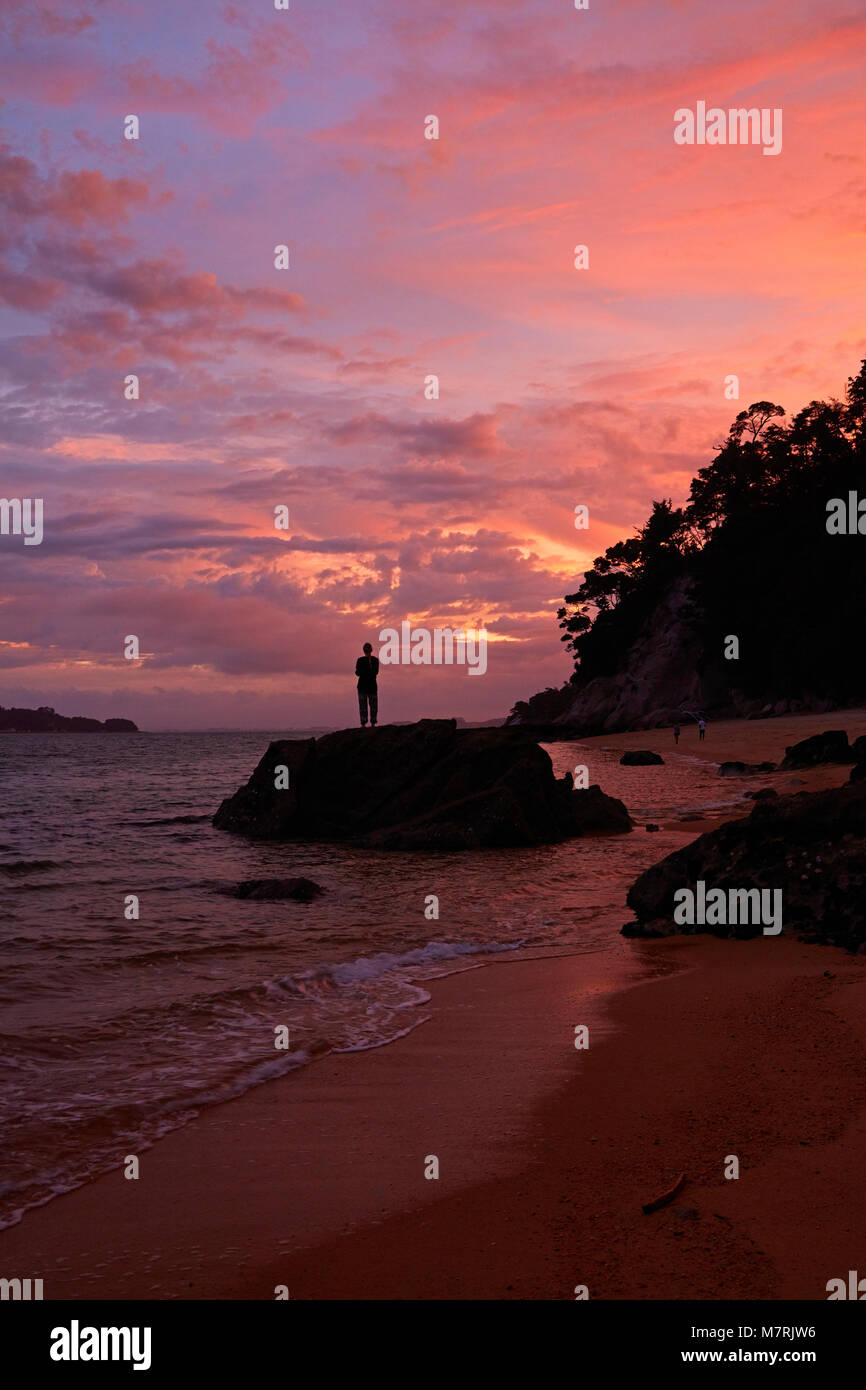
355 642 379 727
698 717 706 741
673 723 680 745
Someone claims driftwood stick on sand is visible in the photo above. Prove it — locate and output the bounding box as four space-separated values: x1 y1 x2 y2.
642 1173 686 1215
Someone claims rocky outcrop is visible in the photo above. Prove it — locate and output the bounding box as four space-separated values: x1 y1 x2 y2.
781 730 855 769
214 719 632 851
623 781 866 950
620 750 664 766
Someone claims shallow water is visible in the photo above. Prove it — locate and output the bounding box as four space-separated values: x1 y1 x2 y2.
0 729 741 1227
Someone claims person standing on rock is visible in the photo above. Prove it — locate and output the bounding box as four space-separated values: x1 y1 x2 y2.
698 717 706 741
673 722 681 745
355 642 379 728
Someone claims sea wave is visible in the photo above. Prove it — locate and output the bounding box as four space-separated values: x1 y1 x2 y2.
0 858 61 875
0 935 525 1229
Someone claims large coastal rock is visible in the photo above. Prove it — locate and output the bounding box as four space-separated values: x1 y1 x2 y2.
214 719 632 851
780 729 855 769
623 781 866 950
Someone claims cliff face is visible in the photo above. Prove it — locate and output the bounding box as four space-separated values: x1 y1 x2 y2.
514 574 840 736
557 576 709 733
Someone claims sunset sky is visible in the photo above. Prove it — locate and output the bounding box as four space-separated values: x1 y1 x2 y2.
1 0 864 729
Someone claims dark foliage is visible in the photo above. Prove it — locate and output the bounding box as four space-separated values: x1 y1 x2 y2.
541 361 866 710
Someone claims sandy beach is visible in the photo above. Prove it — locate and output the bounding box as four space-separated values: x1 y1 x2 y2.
4 936 865 1301
3 711 865 1301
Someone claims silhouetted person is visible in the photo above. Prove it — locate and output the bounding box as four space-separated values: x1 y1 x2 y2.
355 642 379 727
673 723 680 744
698 717 706 741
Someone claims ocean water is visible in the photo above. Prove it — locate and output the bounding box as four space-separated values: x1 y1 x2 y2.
0 729 744 1229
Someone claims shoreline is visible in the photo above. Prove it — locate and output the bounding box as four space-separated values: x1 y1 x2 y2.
3 933 866 1300
4 707 866 1300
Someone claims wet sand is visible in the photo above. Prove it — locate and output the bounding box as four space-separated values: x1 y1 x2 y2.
3 935 865 1300
592 707 866 833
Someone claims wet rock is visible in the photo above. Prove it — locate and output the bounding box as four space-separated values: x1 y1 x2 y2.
214 719 632 851
623 780 866 950
233 877 324 901
743 787 778 801
780 730 855 769
849 736 866 784
620 750 665 766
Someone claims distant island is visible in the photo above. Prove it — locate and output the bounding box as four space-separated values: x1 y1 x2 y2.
511 359 866 734
0 705 138 733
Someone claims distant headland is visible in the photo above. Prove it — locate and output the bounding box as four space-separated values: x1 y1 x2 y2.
0 705 138 733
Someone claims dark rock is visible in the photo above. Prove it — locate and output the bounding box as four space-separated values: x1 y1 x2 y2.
620 750 665 766
234 877 324 901
850 736 866 784
567 785 632 837
718 760 777 777
621 919 667 937
214 719 632 851
646 823 660 832
780 730 854 769
623 780 866 950
744 787 778 801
